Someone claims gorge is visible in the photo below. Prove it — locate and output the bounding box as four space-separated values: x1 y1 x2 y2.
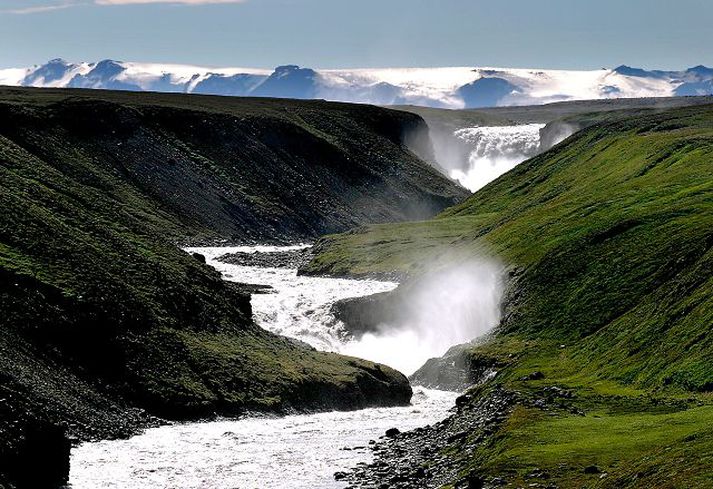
1 87 711 489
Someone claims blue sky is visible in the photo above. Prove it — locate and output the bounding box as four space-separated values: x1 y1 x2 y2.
1 0 712 70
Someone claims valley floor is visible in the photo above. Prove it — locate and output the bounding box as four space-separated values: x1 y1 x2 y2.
2 87 712 489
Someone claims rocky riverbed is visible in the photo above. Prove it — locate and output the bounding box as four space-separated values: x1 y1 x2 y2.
338 385 518 489
217 247 314 269
340 379 603 489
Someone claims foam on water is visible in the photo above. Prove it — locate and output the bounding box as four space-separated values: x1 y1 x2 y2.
69 387 457 489
68 246 483 488
186 247 501 376
187 246 398 353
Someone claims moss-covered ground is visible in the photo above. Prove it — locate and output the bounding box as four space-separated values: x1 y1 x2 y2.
304 104 713 487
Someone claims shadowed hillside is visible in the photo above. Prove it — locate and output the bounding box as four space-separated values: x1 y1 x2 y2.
0 87 473 489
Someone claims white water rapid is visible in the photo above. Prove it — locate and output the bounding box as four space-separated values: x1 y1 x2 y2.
69 245 472 488
186 245 399 355
182 246 501 375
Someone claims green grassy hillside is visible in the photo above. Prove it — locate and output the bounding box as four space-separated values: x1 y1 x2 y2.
303 104 713 487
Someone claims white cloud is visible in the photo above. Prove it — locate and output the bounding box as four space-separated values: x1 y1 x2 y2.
95 0 245 4
1 0 245 14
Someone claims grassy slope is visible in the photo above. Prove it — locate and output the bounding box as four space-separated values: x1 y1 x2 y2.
303 104 713 487
0 91 414 412
0 92 423 416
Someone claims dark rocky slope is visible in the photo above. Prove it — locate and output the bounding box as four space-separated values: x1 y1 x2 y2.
0 87 467 244
0 88 474 488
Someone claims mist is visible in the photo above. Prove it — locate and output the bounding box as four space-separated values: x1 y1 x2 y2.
539 121 580 151
443 124 545 192
343 260 503 375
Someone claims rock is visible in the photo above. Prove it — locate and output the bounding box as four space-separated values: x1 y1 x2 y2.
521 371 545 381
527 468 549 479
191 252 206 264
583 465 601 474
447 431 468 443
217 249 312 269
330 291 399 338
410 342 498 392
385 428 401 438
543 386 573 398
455 394 471 407
466 471 485 489
334 471 348 480
343 386 518 488
13 421 71 488
539 120 582 151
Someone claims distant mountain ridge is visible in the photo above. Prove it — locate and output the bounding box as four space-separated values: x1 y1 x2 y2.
2 58 713 108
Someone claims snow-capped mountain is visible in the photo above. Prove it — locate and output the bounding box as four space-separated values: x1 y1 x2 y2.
2 58 713 108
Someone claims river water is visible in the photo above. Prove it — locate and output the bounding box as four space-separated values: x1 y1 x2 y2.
188 245 399 357
69 387 456 489
68 246 460 489
68 121 528 488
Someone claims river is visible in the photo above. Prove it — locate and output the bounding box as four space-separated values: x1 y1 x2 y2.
69 387 456 489
68 246 460 488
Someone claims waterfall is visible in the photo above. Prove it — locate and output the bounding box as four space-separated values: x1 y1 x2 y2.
448 124 545 192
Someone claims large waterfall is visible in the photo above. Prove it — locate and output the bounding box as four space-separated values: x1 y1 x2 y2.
447 124 545 192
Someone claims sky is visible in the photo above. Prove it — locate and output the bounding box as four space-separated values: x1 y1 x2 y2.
1 0 712 70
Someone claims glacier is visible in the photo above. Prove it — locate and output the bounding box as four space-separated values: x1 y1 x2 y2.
2 58 713 108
